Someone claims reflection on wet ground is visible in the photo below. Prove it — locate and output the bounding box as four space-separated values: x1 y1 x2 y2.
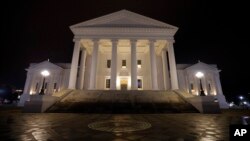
88 120 151 133
0 110 249 141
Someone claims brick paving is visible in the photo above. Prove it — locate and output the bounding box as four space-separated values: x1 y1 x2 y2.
0 109 249 141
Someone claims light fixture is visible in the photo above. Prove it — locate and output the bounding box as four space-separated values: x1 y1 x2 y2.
41 70 50 77
39 70 50 95
239 96 244 100
195 72 204 78
195 72 205 96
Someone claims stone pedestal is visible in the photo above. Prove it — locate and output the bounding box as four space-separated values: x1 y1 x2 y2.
187 96 221 113
23 95 58 113
18 93 30 107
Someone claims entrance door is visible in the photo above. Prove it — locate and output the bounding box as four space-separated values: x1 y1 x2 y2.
120 79 128 90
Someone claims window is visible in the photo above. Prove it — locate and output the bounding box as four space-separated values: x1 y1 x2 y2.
107 60 111 68
54 83 57 89
35 83 39 91
45 83 48 89
190 83 195 94
54 83 57 92
106 79 111 89
44 82 48 93
122 60 126 68
208 83 211 91
137 60 142 68
190 83 194 90
138 79 142 89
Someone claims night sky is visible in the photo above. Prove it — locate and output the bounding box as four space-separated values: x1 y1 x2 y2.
1 0 250 102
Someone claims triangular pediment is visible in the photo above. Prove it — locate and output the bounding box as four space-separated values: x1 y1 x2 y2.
70 10 178 29
28 61 63 71
185 62 218 72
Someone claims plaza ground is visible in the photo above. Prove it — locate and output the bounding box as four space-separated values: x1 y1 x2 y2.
0 107 249 141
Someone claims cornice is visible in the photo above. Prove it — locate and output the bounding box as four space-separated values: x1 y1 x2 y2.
70 10 178 30
72 27 176 35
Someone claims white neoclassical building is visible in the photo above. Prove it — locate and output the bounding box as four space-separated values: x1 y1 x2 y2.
19 10 228 108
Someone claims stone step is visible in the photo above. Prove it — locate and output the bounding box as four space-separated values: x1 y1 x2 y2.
47 90 199 113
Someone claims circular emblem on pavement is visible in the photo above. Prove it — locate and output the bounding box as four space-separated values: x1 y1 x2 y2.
88 120 151 133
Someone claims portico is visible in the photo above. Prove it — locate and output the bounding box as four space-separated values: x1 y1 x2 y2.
68 38 178 90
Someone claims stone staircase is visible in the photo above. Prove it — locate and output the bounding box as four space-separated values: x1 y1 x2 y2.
46 90 199 113
174 89 221 113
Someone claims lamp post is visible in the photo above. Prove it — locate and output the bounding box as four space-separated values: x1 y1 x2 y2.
239 96 244 108
243 101 249 109
195 72 206 96
39 70 50 95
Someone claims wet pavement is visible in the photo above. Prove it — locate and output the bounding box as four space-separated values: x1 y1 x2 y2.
0 109 249 141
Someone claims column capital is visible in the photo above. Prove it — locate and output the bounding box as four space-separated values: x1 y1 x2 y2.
162 48 167 51
130 39 138 43
167 39 175 44
148 39 157 43
148 39 157 47
81 47 86 51
110 39 119 45
110 38 119 42
91 38 100 43
27 72 34 75
73 38 81 42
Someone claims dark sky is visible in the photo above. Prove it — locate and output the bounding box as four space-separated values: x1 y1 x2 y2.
1 0 249 101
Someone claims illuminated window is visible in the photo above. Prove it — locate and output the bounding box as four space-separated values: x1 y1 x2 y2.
35 83 39 91
137 60 142 68
122 60 126 68
106 79 110 89
190 83 195 93
138 79 142 89
107 60 111 68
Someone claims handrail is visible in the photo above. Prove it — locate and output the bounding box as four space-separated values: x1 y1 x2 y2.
45 89 73 112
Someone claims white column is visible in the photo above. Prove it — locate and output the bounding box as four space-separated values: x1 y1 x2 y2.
214 72 223 95
168 41 179 90
89 39 99 89
131 39 137 90
110 39 118 90
47 73 53 95
23 73 32 94
18 72 33 106
149 40 158 90
186 75 192 93
68 40 81 89
206 80 211 96
78 48 87 89
214 72 229 108
161 49 170 90
203 74 208 95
